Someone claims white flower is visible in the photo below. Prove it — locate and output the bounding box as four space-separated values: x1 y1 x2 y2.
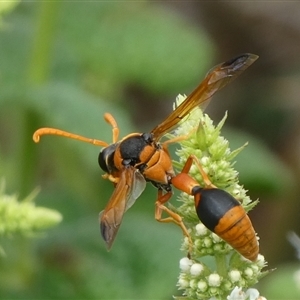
179 257 192 272
227 287 265 300
256 254 266 267
208 273 221 287
189 279 198 289
227 286 244 300
195 223 208 236
229 270 241 283
178 277 189 289
190 263 204 276
211 232 222 243
200 156 210 165
203 237 213 248
245 288 260 300
244 267 254 279
197 280 208 292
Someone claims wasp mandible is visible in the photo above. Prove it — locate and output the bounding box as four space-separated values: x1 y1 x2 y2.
33 53 259 261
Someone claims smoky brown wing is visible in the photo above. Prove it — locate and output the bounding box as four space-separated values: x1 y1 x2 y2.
99 167 146 250
151 53 258 140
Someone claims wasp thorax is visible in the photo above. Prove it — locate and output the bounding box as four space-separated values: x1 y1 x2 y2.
119 134 153 163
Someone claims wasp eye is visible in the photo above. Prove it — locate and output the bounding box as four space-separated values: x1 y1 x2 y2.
98 150 109 172
98 144 117 173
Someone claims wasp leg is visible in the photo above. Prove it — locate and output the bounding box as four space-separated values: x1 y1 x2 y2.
189 154 217 189
102 173 120 185
170 155 218 255
155 189 193 255
104 113 120 143
172 154 214 195
177 155 216 189
162 127 197 148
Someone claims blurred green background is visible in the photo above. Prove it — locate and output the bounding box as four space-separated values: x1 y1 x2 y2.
1 1 300 299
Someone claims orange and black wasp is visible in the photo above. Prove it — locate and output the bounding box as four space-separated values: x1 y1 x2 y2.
33 53 259 261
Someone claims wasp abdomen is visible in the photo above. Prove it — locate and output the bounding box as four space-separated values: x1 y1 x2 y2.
195 188 258 261
196 189 239 231
214 205 258 261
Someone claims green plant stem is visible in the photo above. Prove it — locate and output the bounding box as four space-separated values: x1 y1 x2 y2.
19 2 60 197
27 2 60 85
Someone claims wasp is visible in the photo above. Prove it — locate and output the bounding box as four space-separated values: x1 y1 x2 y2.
33 53 259 261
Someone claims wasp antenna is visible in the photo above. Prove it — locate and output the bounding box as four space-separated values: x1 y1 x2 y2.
104 113 120 143
32 127 109 147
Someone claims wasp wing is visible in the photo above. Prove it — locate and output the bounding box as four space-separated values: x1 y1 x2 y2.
151 53 258 140
99 166 146 250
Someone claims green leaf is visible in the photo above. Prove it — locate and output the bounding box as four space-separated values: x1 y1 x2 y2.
223 127 294 195
260 264 300 299
60 2 213 94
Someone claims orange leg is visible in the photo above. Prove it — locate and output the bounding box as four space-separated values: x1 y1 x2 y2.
168 155 219 255
155 189 193 253
162 127 197 148
180 155 216 189
171 155 216 196
102 173 120 184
